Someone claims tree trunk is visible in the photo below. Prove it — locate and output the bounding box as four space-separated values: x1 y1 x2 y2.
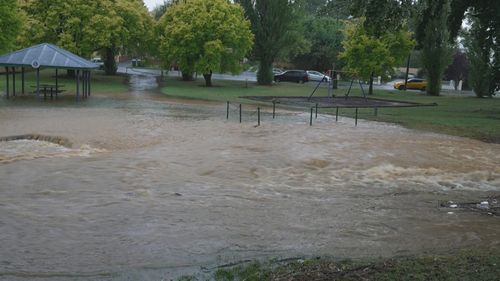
257 60 273 85
203 71 213 87
404 53 411 91
103 47 117 75
368 71 374 95
181 71 194 81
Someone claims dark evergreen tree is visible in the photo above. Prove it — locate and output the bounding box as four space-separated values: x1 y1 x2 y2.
417 0 453 96
236 0 304 85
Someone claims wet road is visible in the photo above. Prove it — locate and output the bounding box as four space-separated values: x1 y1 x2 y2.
0 75 499 280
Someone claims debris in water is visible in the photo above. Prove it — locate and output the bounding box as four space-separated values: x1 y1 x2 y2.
439 196 500 216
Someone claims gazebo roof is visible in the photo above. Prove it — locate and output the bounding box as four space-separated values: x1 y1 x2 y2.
0 43 99 70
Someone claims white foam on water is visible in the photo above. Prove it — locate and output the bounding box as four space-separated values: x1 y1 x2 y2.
0 140 105 163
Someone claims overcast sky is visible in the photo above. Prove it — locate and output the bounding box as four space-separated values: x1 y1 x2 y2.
143 0 164 11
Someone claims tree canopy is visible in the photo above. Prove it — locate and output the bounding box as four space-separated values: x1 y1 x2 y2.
17 0 153 74
157 0 253 86
291 16 344 71
0 0 22 54
236 0 305 85
417 0 453 96
339 20 414 83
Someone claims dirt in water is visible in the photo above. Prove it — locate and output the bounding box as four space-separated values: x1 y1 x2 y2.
0 78 499 280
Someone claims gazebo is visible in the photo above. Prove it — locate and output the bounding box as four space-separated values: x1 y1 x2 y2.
0 43 99 100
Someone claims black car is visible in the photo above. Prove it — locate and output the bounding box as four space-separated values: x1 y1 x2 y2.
274 70 309 83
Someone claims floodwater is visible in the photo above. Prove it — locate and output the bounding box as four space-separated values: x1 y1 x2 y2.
0 76 499 280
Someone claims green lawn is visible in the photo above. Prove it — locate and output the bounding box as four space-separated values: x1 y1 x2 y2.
161 77 500 143
188 250 500 281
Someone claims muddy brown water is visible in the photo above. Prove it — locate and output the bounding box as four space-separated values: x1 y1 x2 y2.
0 76 499 280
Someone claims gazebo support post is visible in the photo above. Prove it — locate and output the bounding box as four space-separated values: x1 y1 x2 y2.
5 67 9 99
36 68 40 99
85 71 88 98
88 71 91 97
76 70 80 101
86 71 89 98
12 67 16 97
55 69 58 93
83 71 87 98
21 67 25 94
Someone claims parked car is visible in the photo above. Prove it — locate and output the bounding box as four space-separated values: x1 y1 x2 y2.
91 57 104 69
273 68 283 75
394 78 427 91
306 70 331 82
274 70 309 83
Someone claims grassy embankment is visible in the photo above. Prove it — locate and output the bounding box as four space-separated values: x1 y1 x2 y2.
177 251 500 281
161 77 500 143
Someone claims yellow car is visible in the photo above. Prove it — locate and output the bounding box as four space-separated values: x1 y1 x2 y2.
394 78 427 91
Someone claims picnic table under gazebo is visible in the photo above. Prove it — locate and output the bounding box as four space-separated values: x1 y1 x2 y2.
0 43 99 100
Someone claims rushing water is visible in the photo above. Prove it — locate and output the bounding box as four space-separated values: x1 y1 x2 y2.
0 76 499 280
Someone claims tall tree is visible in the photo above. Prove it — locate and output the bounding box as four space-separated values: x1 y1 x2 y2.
291 16 344 71
463 1 499 97
417 0 453 96
18 0 153 75
339 0 416 94
339 20 414 89
0 0 21 54
157 0 253 86
444 50 468 90
448 0 499 97
102 0 154 75
236 0 305 85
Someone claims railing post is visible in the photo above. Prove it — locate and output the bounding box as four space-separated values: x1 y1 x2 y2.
336 107 339 122
374 107 378 117
226 101 229 119
310 107 313 126
315 103 318 119
239 104 242 123
257 107 260 126
272 100 276 119
355 108 358 126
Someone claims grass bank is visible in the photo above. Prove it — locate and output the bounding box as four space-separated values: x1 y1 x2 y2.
178 251 500 281
161 78 500 143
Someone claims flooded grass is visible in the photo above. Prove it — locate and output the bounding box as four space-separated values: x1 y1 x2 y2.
160 77 500 143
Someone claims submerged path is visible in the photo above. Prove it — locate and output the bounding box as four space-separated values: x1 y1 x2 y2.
0 77 499 280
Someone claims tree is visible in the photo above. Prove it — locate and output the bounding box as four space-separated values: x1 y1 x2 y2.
318 0 351 20
291 16 344 71
444 50 468 90
236 0 305 85
18 1 121 58
18 0 154 75
0 0 21 54
339 0 417 94
157 0 253 86
417 0 453 96
448 0 499 97
339 20 414 93
102 0 154 75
